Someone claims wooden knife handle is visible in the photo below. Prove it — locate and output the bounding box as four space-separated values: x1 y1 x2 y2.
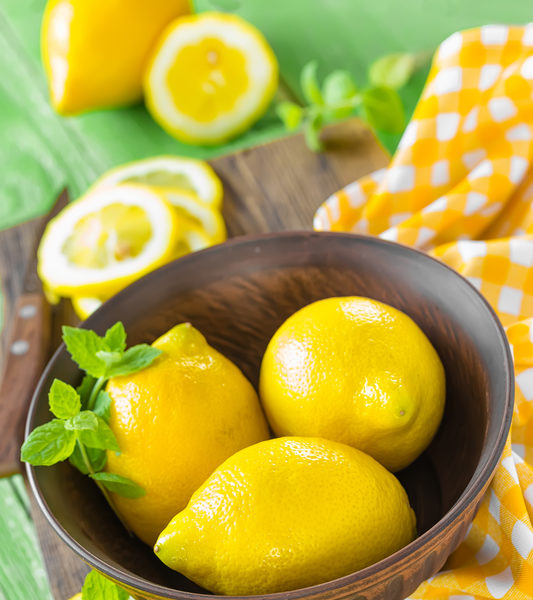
0 293 50 477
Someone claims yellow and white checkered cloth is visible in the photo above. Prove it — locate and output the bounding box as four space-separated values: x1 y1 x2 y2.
315 24 533 599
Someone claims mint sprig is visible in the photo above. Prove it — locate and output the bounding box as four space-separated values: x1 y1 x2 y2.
82 570 130 600
277 52 425 151
21 322 158 535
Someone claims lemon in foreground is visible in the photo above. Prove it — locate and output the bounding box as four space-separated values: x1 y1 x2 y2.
38 184 178 299
144 12 278 144
41 0 190 114
260 297 445 472
155 437 416 595
91 156 223 209
105 323 269 545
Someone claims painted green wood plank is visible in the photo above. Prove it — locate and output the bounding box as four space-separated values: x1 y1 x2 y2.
0 476 53 600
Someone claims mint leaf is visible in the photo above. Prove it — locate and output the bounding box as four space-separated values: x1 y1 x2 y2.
276 101 303 131
69 444 107 475
79 416 120 452
100 345 162 378
77 375 96 410
369 53 416 90
90 473 146 499
94 391 112 423
304 111 323 151
48 379 81 420
362 86 405 134
82 570 129 600
322 70 358 104
300 61 323 105
103 322 127 353
66 411 98 432
62 326 108 377
21 420 77 466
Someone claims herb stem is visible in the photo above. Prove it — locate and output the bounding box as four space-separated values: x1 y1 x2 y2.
87 376 106 411
77 440 133 537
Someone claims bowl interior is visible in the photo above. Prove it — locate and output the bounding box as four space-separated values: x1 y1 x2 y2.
27 232 512 598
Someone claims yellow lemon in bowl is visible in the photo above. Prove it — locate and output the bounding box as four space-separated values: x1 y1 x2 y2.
105 323 269 545
259 297 445 472
155 437 416 595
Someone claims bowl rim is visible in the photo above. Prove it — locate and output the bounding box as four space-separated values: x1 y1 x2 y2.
26 231 514 599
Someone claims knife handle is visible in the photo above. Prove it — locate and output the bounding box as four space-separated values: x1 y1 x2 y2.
0 293 50 477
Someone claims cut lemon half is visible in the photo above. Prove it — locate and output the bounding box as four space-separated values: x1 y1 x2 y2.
163 188 226 244
38 184 178 298
92 156 223 209
144 12 278 145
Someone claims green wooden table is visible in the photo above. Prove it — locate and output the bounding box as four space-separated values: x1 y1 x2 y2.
1 1 531 598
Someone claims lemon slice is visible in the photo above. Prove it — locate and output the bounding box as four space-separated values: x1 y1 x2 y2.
71 296 104 320
38 184 178 298
144 12 278 144
163 188 227 244
92 156 223 209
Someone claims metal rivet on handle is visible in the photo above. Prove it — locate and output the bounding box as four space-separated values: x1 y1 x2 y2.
19 304 37 319
11 340 29 356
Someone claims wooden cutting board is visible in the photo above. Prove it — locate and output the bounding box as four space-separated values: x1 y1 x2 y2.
0 120 387 599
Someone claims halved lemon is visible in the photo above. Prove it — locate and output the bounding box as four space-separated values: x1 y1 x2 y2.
163 188 226 244
38 184 178 298
92 156 223 209
144 12 278 145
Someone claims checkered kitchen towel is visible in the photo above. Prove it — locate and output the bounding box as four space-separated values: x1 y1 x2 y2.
315 24 533 600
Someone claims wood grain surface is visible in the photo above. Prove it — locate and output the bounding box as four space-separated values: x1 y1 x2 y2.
0 119 387 599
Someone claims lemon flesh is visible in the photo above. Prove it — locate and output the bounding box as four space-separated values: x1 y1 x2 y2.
144 12 278 144
155 437 416 595
41 0 191 114
38 184 178 298
92 156 223 209
259 297 446 472
105 323 269 546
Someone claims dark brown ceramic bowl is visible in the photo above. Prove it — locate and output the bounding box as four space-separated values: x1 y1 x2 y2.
26 232 513 600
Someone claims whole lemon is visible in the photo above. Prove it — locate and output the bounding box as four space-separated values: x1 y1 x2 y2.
259 297 445 472
42 0 190 115
105 323 269 545
155 437 416 595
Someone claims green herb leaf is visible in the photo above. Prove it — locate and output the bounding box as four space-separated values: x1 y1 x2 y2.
77 374 96 410
300 61 323 106
362 86 405 134
369 53 416 90
82 569 130 600
322 70 358 105
94 391 112 423
62 326 108 377
276 101 303 131
304 111 323 152
69 444 107 475
90 473 146 499
65 410 98 432
48 379 81 420
21 420 77 466
79 416 120 452
103 322 127 353
99 345 162 378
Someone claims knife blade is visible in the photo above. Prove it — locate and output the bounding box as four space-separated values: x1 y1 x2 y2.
0 190 69 477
